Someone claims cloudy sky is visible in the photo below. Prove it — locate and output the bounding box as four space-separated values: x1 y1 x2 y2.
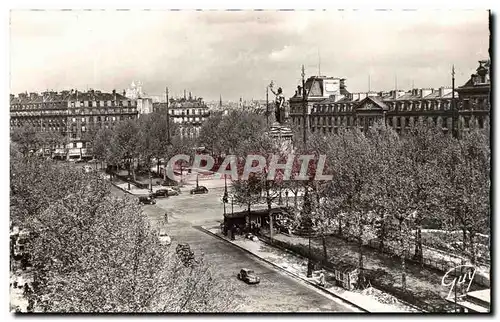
10 10 489 101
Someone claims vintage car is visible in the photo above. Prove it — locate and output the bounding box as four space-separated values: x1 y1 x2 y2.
237 268 260 284
158 230 172 246
165 187 180 196
190 186 208 195
152 189 169 198
138 195 156 205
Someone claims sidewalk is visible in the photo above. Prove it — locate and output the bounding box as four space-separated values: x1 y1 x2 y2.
202 224 420 313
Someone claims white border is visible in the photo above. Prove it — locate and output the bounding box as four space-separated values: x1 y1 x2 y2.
1 1 497 322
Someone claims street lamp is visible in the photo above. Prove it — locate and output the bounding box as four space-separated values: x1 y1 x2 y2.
126 152 131 191
298 186 314 278
223 174 228 216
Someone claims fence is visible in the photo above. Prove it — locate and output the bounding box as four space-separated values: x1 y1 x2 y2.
111 172 149 190
258 232 447 312
364 239 490 287
258 233 359 291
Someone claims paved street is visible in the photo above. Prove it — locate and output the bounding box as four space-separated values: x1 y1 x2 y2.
109 184 357 312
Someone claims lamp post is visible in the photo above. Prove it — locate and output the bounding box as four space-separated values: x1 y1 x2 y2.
303 187 313 278
127 152 131 191
266 85 269 127
285 190 289 208
223 174 228 216
301 65 313 278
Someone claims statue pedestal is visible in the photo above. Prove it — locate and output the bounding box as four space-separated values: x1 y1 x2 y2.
268 122 293 150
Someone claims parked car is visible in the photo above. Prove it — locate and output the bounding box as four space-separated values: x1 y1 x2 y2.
138 195 156 205
158 230 171 246
152 189 169 198
165 187 180 196
237 268 260 284
190 186 208 195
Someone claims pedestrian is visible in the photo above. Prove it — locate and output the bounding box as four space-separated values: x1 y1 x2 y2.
164 212 168 223
319 271 326 287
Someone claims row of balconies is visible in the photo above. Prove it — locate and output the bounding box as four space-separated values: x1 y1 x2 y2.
306 115 489 130
10 108 138 117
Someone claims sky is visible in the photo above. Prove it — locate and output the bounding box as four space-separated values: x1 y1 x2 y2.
10 10 490 102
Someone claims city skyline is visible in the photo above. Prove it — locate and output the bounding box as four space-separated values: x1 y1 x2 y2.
10 10 489 101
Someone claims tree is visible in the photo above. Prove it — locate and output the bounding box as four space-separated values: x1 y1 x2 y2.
439 128 490 265
323 128 377 286
111 119 140 180
11 124 38 157
11 156 237 312
93 127 114 169
198 112 224 157
401 123 450 262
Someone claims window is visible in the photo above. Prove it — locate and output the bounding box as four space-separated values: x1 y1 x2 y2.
478 117 484 128
81 117 85 122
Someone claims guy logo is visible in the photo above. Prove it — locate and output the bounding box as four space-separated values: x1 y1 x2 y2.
441 265 476 301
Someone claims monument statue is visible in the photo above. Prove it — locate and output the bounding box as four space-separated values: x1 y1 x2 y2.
269 81 285 124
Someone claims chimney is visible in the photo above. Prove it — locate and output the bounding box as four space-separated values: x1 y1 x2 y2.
421 88 432 98
123 90 126 96
184 90 186 100
297 85 303 96
189 91 192 100
340 78 346 89
438 86 452 97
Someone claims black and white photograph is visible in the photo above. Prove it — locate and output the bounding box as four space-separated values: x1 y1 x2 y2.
8 8 491 314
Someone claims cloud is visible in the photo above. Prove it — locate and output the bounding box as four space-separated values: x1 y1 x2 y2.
10 10 490 101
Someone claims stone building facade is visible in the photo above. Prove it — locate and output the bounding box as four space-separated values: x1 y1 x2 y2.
153 92 210 138
289 60 490 135
10 89 138 159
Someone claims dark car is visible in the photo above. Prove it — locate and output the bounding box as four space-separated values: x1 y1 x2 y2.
138 195 156 205
152 189 169 198
237 268 260 284
165 187 180 196
190 186 208 195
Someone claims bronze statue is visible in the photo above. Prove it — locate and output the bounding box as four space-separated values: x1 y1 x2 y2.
269 81 285 124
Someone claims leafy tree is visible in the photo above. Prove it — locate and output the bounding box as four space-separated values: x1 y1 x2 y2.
11 124 38 156
439 128 490 264
11 156 237 312
198 112 224 157
111 119 140 180
93 127 114 169
401 123 450 262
